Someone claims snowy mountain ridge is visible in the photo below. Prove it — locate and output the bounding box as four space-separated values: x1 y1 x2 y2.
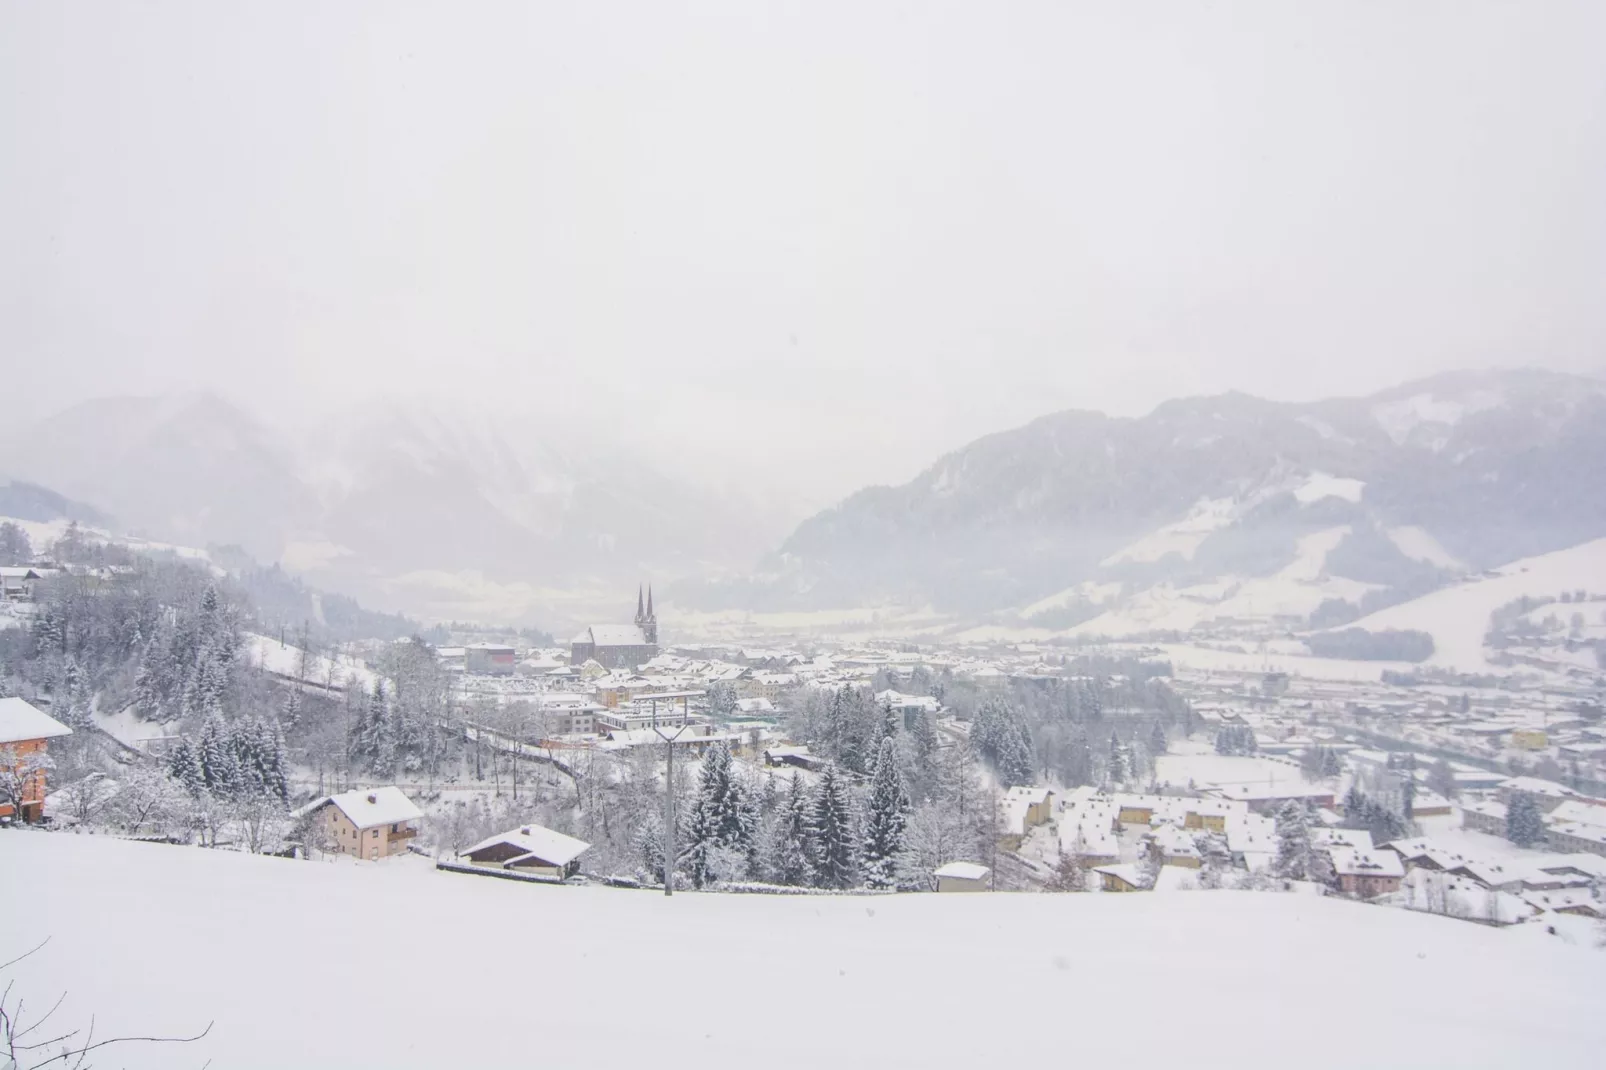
680 369 1606 637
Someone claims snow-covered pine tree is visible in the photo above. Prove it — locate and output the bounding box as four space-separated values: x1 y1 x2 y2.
197 712 230 794
683 742 756 887
166 736 207 798
280 688 302 730
1149 720 1168 757
861 738 912 889
363 681 396 776
1046 851 1086 892
1320 747 1342 778
1506 791 1545 847
809 766 858 889
1274 799 1314 881
1107 731 1132 786
765 772 814 887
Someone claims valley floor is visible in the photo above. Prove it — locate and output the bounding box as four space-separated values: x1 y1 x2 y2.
3 832 1604 1068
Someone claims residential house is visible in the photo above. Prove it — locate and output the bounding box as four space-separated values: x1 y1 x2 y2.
302 786 423 860
934 861 990 892
1003 786 1054 836
0 567 49 602
1511 728 1549 750
1329 847 1405 898
1460 799 1508 836
1147 825 1202 869
1497 777 1578 813
0 698 72 822
460 824 590 879
1094 863 1147 892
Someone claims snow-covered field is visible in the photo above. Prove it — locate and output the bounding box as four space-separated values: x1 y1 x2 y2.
241 632 378 692
1347 538 1606 671
4 833 1605 1068
1154 753 1321 792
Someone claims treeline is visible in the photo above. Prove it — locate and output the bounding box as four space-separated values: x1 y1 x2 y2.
1306 628 1434 662
648 736 989 892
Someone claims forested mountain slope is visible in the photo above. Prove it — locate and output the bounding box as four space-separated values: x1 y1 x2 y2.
691 370 1606 627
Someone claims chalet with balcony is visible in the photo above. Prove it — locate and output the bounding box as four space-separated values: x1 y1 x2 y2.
301 786 423 860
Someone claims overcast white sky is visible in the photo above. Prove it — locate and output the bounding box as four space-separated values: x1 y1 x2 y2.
4 2 1605 510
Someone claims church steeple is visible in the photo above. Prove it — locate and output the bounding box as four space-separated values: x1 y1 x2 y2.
635 584 645 625
643 583 658 647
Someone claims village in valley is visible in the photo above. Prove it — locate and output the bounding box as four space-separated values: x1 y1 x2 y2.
6 524 1606 947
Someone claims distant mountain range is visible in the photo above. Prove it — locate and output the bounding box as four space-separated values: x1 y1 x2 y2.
680 369 1606 635
11 370 1603 637
0 394 791 626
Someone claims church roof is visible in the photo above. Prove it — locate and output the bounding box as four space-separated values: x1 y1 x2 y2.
577 625 650 647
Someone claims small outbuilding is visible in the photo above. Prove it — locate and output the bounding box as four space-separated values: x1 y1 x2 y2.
934 861 991 892
460 824 591 880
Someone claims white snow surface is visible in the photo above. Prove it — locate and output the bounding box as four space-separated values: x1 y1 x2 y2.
1345 538 1606 671
5 834 1606 1069
1292 472 1365 504
1386 525 1464 570
1101 497 1237 566
241 632 377 692
1072 527 1377 638
1372 390 1503 448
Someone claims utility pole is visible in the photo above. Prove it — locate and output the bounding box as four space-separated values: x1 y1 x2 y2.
652 694 688 896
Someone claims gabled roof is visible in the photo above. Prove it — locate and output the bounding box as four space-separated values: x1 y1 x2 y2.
463 824 591 867
578 625 650 647
0 697 73 745
312 786 423 829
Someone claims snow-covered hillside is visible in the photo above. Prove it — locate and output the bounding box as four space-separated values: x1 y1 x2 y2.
241 632 377 692
4 834 1604 1069
1345 538 1606 671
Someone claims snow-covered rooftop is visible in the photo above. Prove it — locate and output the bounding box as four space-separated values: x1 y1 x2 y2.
318 786 423 829
0 697 72 745
463 824 591 868
934 861 990 881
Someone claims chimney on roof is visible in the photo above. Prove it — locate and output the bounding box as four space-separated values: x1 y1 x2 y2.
521 827 531 835
367 793 377 804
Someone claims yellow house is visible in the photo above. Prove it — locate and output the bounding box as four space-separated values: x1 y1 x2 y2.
1094 863 1146 892
1512 728 1549 750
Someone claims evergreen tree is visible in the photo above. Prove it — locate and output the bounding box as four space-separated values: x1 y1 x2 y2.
1148 720 1168 757
280 689 302 730
166 736 207 798
809 767 858 889
862 738 912 889
197 712 230 794
1274 800 1314 881
1320 747 1342 778
683 742 757 887
973 698 1034 787
765 773 813 886
362 681 396 776
1506 791 1545 847
1107 731 1132 786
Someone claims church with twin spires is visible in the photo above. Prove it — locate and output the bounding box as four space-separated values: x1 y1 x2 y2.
569 585 661 670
